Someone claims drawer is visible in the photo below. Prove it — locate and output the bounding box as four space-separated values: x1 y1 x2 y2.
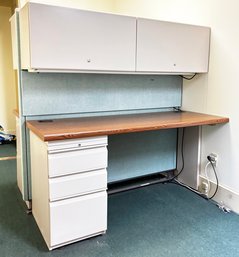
49 169 107 201
50 191 107 247
47 136 108 153
48 146 107 177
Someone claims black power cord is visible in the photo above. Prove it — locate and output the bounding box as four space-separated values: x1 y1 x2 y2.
207 156 219 199
171 180 209 200
179 73 197 80
166 127 185 182
163 128 219 201
173 107 182 112
171 156 219 201
166 127 208 200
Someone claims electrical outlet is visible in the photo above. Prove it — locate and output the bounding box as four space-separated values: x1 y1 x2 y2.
201 181 209 195
208 153 218 166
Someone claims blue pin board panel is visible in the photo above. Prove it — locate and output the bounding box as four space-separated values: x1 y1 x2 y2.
21 72 182 116
108 129 177 183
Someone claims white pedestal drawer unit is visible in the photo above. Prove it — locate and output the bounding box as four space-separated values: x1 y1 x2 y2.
29 133 108 250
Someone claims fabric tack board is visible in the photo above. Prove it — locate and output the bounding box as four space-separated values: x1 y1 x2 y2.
21 72 182 116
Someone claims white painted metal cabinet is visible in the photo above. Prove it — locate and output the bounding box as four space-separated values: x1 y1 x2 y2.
19 2 136 72
30 133 108 250
136 18 210 73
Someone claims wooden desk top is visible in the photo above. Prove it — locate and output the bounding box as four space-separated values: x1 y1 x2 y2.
27 111 229 141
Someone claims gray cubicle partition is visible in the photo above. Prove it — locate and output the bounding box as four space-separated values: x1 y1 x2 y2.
19 71 182 201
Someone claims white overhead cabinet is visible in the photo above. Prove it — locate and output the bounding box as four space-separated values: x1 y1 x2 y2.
136 18 210 73
18 2 210 74
19 2 136 72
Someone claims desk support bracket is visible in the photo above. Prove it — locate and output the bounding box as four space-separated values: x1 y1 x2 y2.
177 126 201 190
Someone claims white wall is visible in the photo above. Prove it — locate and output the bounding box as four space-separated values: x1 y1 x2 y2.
113 0 239 200
0 6 17 133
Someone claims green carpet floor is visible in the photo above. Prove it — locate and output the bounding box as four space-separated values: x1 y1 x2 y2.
0 143 16 157
0 154 239 257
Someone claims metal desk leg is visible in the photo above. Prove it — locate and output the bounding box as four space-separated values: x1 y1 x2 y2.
177 126 201 190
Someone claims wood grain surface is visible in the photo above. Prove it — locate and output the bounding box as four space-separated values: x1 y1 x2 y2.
27 111 229 141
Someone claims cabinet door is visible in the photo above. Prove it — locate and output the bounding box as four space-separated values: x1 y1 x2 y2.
20 3 136 71
136 18 210 73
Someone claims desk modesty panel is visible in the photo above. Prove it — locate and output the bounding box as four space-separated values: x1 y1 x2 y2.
26 111 229 142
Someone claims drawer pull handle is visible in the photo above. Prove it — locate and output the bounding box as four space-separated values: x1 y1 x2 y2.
78 144 81 147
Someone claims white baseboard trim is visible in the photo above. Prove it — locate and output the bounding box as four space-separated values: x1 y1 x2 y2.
199 175 239 214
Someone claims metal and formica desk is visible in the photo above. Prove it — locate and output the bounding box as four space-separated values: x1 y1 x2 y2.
26 111 229 250
27 111 228 141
